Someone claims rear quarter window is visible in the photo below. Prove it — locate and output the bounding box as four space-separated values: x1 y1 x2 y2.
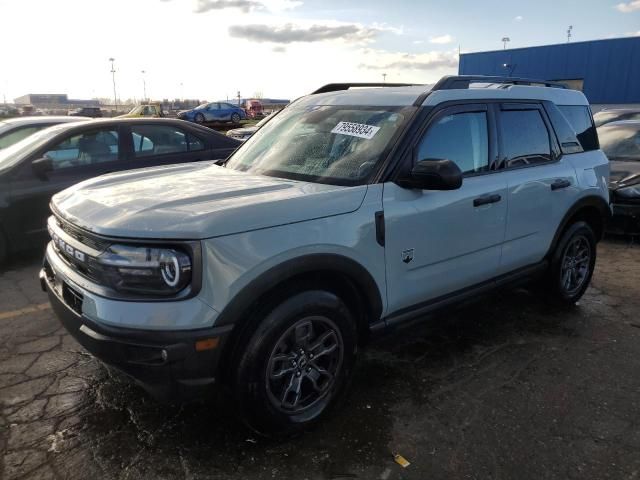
558 105 598 152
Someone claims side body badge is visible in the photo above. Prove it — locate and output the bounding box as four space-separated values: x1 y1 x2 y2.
401 248 414 264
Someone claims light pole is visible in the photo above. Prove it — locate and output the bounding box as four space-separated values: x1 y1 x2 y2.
567 25 573 43
141 70 147 102
382 73 387 83
109 58 118 112
502 37 510 50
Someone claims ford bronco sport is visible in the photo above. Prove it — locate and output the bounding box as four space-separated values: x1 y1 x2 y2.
41 76 610 435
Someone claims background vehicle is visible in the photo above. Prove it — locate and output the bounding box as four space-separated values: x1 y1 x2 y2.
226 112 275 141
0 116 90 149
598 120 640 234
244 99 263 118
0 118 240 261
69 107 102 118
42 76 609 435
119 104 165 118
178 102 246 124
594 108 640 127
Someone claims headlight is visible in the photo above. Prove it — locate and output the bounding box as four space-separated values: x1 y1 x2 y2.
616 185 640 199
94 244 192 295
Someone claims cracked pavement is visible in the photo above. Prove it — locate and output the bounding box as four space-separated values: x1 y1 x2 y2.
1 238 639 479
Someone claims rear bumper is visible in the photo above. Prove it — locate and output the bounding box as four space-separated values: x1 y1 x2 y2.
608 202 640 234
41 251 233 403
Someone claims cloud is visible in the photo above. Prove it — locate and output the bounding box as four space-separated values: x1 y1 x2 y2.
429 34 453 44
626 30 640 36
514 15 523 21
615 0 640 12
272 46 287 52
194 0 262 13
359 49 459 71
229 23 381 44
413 40 424 44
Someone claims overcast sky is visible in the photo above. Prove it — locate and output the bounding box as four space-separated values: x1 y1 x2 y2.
1 0 639 103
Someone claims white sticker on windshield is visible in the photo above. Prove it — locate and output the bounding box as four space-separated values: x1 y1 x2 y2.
331 121 380 140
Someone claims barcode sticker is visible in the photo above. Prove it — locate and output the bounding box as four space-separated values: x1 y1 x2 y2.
331 121 380 140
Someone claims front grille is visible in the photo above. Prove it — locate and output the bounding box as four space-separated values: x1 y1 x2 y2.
55 216 110 251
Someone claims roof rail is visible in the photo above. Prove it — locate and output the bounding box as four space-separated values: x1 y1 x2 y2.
432 75 567 90
312 83 423 95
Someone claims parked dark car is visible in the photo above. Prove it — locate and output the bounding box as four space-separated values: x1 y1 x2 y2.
0 118 241 261
593 109 640 127
598 120 640 234
69 107 103 118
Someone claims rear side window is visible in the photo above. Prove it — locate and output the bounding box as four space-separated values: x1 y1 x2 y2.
131 125 203 156
558 105 598 151
500 110 552 168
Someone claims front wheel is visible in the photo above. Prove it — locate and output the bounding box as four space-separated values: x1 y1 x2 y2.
233 290 357 436
546 221 597 305
194 113 205 123
231 112 241 123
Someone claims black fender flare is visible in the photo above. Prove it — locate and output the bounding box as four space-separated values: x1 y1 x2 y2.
214 253 384 329
546 195 610 258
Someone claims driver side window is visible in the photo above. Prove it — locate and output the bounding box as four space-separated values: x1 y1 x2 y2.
43 130 119 170
417 111 489 174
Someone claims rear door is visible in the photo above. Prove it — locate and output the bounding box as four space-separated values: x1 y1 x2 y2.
126 123 209 167
496 103 580 274
383 103 508 316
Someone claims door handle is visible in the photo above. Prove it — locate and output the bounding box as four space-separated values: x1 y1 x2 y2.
550 179 571 191
473 194 502 207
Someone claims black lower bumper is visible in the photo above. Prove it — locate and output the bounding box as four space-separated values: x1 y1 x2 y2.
41 268 233 403
608 203 640 235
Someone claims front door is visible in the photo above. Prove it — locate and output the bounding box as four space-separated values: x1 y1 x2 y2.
6 127 123 246
383 104 508 316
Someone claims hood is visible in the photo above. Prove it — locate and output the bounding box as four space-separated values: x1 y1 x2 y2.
51 163 367 240
228 127 258 135
609 160 640 189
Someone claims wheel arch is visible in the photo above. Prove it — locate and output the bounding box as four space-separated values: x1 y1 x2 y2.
546 195 610 258
215 253 383 384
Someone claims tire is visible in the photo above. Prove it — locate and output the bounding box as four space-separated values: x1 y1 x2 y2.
231 112 240 124
0 231 6 266
546 221 597 305
233 290 357 436
194 113 205 123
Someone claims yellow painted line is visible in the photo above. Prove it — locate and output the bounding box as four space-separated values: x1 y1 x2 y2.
0 303 51 320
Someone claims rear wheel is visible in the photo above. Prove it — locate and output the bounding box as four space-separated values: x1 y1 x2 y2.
194 113 205 123
546 221 596 305
233 290 357 436
231 112 241 124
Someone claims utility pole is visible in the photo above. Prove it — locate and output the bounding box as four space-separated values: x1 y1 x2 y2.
109 58 118 112
567 25 573 43
502 37 510 50
237 90 241 107
141 70 147 102
382 73 387 83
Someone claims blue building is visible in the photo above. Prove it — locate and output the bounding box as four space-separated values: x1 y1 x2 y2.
458 37 640 107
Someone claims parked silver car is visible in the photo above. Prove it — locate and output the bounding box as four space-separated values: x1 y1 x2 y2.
42 76 609 435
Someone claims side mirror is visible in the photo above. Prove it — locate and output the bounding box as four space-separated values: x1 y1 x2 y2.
31 157 53 180
399 158 463 190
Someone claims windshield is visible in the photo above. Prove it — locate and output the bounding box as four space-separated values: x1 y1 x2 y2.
598 125 640 161
0 123 70 172
226 105 413 185
195 103 209 110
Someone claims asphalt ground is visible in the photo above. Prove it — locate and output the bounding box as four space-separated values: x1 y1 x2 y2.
1 237 639 479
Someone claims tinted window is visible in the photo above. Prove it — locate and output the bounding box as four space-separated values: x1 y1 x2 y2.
558 105 598 151
500 110 552 168
0 125 49 149
598 125 640 161
132 125 190 157
44 130 119 169
417 111 489 174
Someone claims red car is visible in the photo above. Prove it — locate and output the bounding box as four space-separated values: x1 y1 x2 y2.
244 99 263 118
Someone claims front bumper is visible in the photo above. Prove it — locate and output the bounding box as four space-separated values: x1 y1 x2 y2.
608 202 640 234
41 245 233 402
